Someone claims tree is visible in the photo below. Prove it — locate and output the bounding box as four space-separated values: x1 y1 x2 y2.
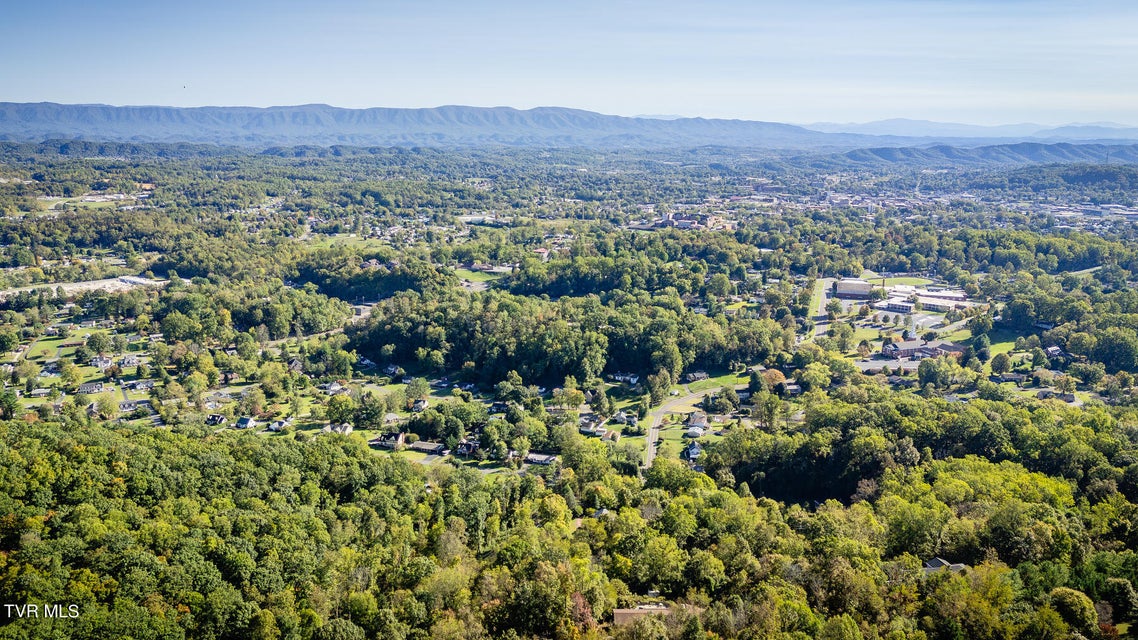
0 390 18 419
327 394 357 425
1094 327 1138 373
1048 587 1097 636
798 362 831 391
314 618 367 640
990 352 1011 375
968 313 993 336
86 332 111 354
707 273 733 298
819 614 863 640
94 393 119 420
829 321 854 352
646 369 671 406
61 362 82 389
406 377 430 401
0 331 18 354
826 299 843 320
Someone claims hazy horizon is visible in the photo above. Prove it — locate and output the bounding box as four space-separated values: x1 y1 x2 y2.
3 0 1137 126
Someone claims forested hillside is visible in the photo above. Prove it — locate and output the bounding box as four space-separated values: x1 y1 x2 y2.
4 144 1138 639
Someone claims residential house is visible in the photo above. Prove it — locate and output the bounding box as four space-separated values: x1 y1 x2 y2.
412 399 429 413
234 417 256 430
609 372 640 385
455 439 480 456
687 411 710 429
613 606 670 626
781 382 803 397
206 414 227 426
524 453 558 465
923 558 968 575
611 410 637 425
408 441 446 455
681 441 703 462
77 382 104 395
370 432 406 449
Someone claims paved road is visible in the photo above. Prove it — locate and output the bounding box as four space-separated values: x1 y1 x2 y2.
642 380 751 470
812 278 836 338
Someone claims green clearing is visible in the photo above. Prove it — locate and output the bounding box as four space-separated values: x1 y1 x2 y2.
454 268 502 282
26 337 65 360
686 370 748 393
851 326 883 344
882 277 934 286
944 327 973 343
40 197 129 212
391 449 431 463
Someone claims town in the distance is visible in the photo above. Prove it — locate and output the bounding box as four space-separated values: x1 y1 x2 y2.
3 136 1138 639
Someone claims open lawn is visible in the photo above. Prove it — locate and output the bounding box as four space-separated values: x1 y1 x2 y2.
944 327 973 343
41 197 132 211
980 329 1019 354
391 449 431 463
686 370 748 393
882 277 934 286
454 268 502 282
26 337 65 360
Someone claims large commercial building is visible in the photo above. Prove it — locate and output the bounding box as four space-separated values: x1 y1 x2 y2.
835 278 873 299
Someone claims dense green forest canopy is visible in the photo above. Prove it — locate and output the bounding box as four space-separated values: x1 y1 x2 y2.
4 143 1138 639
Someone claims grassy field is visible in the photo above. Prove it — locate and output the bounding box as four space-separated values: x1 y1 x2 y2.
944 327 973 343
882 277 934 286
851 326 883 344
686 370 748 392
40 197 130 211
454 268 503 282
26 337 66 360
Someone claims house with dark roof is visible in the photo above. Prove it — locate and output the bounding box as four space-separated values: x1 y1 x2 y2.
77 382 104 395
370 432 405 449
681 441 703 462
923 558 967 574
408 441 446 455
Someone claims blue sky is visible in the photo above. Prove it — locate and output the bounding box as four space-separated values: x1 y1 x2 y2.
2 0 1136 125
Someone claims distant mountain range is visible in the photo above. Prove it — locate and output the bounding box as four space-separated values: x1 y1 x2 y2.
2 103 1138 149
804 118 1138 141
